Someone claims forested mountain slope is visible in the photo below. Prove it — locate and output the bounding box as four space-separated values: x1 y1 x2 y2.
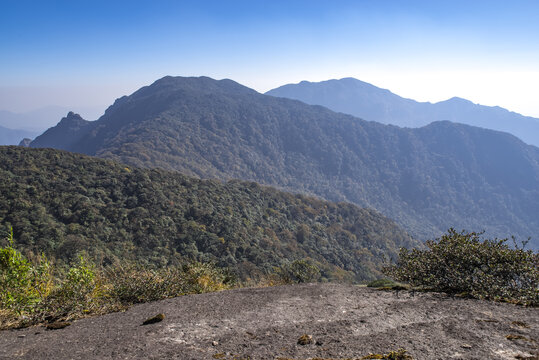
30 76 539 248
267 77 539 147
0 146 416 280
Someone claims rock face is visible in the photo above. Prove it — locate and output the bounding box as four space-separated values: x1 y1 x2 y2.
30 111 93 151
142 313 165 325
1 284 537 359
18 138 32 147
29 76 539 246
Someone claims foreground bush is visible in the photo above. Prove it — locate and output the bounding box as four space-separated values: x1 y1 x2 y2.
273 259 321 284
366 278 401 289
105 261 234 304
384 229 538 305
0 228 52 313
0 231 235 329
30 256 108 324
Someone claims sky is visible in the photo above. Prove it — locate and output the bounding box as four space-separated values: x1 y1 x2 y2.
1 0 539 120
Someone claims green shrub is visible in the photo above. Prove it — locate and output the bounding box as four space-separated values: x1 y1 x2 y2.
0 228 52 313
104 261 234 305
367 278 399 288
36 255 103 322
104 263 173 304
274 259 321 284
384 229 538 305
361 348 413 359
61 255 97 299
179 261 235 294
0 229 235 329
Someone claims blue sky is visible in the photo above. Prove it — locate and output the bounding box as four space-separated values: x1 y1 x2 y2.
1 0 539 118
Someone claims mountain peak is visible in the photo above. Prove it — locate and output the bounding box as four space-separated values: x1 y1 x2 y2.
98 76 259 123
266 78 539 147
134 75 258 98
267 77 395 100
290 77 372 88
56 112 87 127
64 111 84 120
30 112 92 151
443 96 473 105
18 138 32 147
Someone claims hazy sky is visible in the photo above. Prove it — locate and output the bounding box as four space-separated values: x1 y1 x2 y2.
2 0 539 118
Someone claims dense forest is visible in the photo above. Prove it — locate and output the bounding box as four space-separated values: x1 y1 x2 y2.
31 76 539 248
0 146 417 281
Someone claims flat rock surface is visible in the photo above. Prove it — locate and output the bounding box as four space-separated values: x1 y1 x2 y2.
1 283 537 359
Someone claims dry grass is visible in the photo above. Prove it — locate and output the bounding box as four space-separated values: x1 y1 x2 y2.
1 260 234 330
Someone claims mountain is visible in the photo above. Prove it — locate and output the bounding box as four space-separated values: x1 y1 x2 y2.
31 76 539 248
0 146 417 281
30 111 94 150
266 78 539 147
0 125 39 145
0 107 74 132
18 138 32 147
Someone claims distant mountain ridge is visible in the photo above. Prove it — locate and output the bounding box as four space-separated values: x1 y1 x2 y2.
0 125 39 145
0 106 105 145
0 106 104 132
266 77 539 147
31 76 539 248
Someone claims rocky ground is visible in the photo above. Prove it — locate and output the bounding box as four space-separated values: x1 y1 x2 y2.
1 283 537 360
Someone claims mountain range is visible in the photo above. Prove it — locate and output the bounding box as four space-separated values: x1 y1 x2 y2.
266 77 539 148
30 76 539 249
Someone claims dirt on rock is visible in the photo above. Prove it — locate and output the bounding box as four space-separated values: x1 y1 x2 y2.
1 283 537 360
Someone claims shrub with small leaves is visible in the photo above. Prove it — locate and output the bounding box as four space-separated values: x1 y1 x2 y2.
384 229 538 305
367 278 399 288
274 259 321 284
35 255 104 323
180 261 235 294
0 231 235 329
104 263 173 304
104 261 234 305
361 348 413 359
0 228 52 313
